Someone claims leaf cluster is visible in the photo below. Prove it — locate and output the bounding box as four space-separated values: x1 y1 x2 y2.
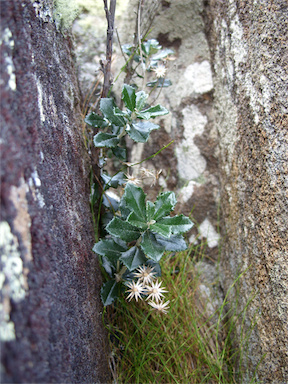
85 84 169 159
93 183 193 305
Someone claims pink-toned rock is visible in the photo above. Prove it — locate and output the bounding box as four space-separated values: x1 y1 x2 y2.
0 1 110 382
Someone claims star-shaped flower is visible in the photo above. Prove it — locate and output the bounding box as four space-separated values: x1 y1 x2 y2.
148 300 170 314
125 280 145 302
145 280 168 302
124 173 142 186
133 265 157 285
152 64 167 78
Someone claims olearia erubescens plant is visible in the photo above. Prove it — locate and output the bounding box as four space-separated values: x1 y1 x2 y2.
85 5 193 313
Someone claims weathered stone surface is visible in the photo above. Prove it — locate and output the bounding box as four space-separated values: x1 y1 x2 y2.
203 0 288 382
0 1 110 382
117 0 221 260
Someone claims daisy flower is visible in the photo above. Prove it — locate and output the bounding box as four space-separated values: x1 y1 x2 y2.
145 280 168 302
148 300 170 314
124 173 142 186
125 280 145 302
133 265 157 285
152 63 167 78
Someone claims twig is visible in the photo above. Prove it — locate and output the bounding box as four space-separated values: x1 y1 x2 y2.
101 0 117 98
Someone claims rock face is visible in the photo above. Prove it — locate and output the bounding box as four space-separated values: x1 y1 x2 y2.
117 0 221 260
203 1 288 382
0 1 110 382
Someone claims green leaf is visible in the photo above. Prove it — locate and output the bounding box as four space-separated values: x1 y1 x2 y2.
146 201 156 222
151 215 193 237
142 39 161 56
122 183 147 223
151 48 174 62
102 172 125 189
102 194 119 211
127 121 160 143
121 43 133 56
155 234 187 252
100 98 126 126
102 256 115 277
106 217 141 242
93 238 127 261
127 212 148 230
122 84 136 112
112 146 126 160
120 246 147 271
101 280 120 306
153 191 177 221
136 91 148 111
141 231 165 262
136 104 169 120
113 106 129 117
85 112 108 128
149 221 172 238
146 78 172 88
119 198 131 220
93 132 119 148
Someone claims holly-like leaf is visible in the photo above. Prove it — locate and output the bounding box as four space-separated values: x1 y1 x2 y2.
119 198 131 220
122 183 147 223
101 280 121 306
93 238 127 262
106 217 141 242
140 231 165 262
127 121 160 143
146 78 172 88
151 215 193 237
85 112 108 128
136 91 148 111
122 84 136 112
112 146 126 160
136 104 169 120
102 193 119 211
113 106 129 117
127 212 148 230
120 246 147 271
155 233 187 252
100 98 126 126
151 48 174 62
102 172 125 189
142 39 161 56
153 191 177 221
93 132 119 148
146 201 156 222
102 256 115 277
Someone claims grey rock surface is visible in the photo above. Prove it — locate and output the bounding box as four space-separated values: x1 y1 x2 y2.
203 0 288 382
0 0 110 382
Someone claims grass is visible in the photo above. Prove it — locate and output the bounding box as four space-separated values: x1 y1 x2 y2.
104 244 260 384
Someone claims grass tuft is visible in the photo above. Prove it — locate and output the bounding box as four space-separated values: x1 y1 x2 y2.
104 245 259 384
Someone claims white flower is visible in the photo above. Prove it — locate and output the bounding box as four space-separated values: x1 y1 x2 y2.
140 167 162 187
124 173 142 186
148 300 170 314
145 280 168 302
133 265 157 285
125 280 145 302
152 64 167 78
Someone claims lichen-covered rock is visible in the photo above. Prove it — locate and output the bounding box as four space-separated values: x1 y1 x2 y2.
117 0 221 260
203 0 288 382
0 1 110 382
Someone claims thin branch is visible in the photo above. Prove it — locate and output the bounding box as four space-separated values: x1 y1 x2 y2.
101 0 117 98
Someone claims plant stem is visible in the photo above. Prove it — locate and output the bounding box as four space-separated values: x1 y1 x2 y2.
102 0 117 98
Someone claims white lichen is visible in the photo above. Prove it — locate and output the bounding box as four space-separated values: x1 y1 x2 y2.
175 105 207 180
198 218 220 248
0 28 16 91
